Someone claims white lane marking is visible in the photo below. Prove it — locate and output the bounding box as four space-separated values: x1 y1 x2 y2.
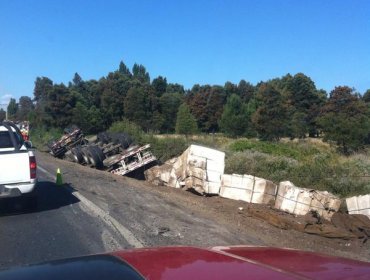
37 165 144 248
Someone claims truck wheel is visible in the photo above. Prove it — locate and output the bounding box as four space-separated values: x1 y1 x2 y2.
71 147 83 163
112 133 133 149
87 146 103 169
81 147 91 165
97 132 110 144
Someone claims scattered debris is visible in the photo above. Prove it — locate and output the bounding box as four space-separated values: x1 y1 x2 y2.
248 206 357 240
220 174 277 205
274 181 341 221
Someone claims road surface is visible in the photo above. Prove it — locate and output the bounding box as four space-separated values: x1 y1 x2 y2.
0 151 260 269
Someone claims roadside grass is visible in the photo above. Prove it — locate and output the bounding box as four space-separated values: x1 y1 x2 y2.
225 139 370 197
30 127 62 152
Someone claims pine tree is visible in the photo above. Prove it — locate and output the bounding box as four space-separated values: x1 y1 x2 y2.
219 94 249 137
175 103 198 135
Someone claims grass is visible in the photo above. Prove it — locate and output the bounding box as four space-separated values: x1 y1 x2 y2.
29 127 62 152
225 139 370 197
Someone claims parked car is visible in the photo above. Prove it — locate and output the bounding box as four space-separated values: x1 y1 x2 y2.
0 121 37 209
0 245 369 279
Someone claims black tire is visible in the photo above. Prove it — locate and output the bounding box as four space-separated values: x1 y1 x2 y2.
87 146 103 169
81 147 91 164
91 145 106 161
97 132 110 144
111 133 133 149
71 146 84 163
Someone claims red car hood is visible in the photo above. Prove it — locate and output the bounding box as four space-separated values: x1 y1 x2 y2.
113 246 370 280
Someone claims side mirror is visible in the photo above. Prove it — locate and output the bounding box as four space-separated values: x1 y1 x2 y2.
25 141 33 149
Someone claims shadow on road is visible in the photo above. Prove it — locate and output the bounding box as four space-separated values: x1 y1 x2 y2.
0 181 80 216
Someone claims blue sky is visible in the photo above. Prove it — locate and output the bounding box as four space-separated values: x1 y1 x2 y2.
0 0 369 106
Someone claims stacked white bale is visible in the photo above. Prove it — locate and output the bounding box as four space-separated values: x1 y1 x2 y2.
346 194 370 218
275 181 341 220
167 145 225 194
219 174 277 204
187 145 225 194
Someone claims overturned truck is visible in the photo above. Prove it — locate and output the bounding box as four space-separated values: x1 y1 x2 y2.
49 128 156 176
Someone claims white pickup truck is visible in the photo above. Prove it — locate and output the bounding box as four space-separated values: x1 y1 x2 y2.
0 121 37 209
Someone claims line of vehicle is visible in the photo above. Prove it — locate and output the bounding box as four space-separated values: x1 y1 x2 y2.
37 165 144 248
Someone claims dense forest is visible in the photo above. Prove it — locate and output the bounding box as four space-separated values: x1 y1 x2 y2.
3 60 370 154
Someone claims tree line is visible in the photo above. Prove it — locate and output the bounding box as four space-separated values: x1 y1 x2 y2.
4 60 370 153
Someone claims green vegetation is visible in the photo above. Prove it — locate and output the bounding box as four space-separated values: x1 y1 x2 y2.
29 127 62 152
175 103 198 135
226 139 370 197
7 60 369 153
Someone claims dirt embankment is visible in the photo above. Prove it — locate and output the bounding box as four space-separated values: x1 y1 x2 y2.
37 151 370 262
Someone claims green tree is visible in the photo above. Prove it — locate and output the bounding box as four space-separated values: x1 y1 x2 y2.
318 86 370 154
219 94 249 137
252 84 287 141
72 102 104 134
7 98 18 120
118 61 132 77
187 85 226 132
237 80 255 103
124 86 153 131
159 92 183 132
175 103 198 135
33 77 54 127
152 76 167 96
363 89 370 103
132 63 150 84
284 73 324 138
72 72 83 87
166 83 185 94
17 96 34 120
0 108 6 122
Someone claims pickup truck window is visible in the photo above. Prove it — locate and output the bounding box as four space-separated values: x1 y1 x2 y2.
0 131 21 149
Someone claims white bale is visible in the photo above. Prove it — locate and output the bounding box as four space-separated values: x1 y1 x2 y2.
187 155 207 169
219 174 277 204
346 194 370 218
206 159 225 172
188 145 225 162
206 170 222 183
275 181 341 220
204 181 221 194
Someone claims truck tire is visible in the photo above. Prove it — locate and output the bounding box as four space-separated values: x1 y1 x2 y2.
111 133 133 149
71 147 84 163
97 132 110 144
91 145 106 161
81 147 91 165
87 146 104 169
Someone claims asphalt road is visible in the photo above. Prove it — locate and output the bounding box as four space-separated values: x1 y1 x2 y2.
0 169 131 269
0 151 262 270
